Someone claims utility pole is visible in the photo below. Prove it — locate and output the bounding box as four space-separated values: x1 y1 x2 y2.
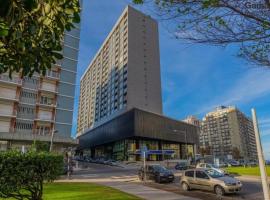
143 151 146 183
251 108 270 200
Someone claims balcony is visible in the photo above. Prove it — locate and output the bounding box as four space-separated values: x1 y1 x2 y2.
0 74 22 85
45 70 60 80
36 99 57 108
0 109 17 118
0 93 19 102
39 84 58 93
35 112 54 123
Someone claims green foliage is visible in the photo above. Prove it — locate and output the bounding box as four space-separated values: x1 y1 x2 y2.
0 0 81 78
133 0 144 4
34 141 50 152
0 150 63 200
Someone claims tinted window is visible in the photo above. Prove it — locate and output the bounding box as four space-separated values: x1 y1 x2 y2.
185 171 194 177
196 171 209 179
148 166 154 171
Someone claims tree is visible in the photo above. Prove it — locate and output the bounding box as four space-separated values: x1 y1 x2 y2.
0 0 81 78
133 0 270 68
0 150 63 200
34 140 50 152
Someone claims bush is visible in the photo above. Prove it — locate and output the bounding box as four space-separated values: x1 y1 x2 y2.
0 150 63 200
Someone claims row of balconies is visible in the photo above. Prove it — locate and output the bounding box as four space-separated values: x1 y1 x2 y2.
0 71 60 85
0 104 54 122
0 74 22 85
0 91 57 107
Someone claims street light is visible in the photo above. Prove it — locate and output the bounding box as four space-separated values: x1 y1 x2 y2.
173 129 188 160
49 130 58 152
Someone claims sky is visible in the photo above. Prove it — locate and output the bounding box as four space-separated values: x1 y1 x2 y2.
72 0 270 159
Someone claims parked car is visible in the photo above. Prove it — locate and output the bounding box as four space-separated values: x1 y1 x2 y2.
138 164 174 183
196 163 227 175
181 168 242 196
175 162 189 170
227 160 240 167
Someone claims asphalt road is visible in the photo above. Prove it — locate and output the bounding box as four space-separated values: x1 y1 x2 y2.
72 162 264 200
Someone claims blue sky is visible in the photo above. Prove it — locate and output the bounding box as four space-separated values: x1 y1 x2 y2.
72 0 270 159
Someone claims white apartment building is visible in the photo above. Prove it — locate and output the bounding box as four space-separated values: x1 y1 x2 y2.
0 26 80 151
77 6 162 136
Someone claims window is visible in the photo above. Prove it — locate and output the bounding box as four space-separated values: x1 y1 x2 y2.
185 171 194 178
196 171 209 179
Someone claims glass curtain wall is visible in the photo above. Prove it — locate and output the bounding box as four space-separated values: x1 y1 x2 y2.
162 143 180 159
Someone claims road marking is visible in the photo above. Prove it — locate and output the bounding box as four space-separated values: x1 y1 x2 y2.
79 174 99 178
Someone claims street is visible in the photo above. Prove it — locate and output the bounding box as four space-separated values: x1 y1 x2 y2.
70 162 265 200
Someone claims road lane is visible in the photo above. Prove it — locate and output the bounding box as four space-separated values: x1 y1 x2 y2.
71 162 264 200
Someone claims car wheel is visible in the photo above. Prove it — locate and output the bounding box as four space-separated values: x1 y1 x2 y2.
181 182 190 191
215 185 225 196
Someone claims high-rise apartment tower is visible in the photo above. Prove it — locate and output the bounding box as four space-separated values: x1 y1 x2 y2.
77 6 162 136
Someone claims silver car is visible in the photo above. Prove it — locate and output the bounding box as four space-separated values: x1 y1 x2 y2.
180 168 242 196
196 163 227 175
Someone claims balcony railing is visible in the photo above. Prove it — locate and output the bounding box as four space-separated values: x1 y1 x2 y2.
35 115 54 122
37 100 56 107
0 74 22 85
17 113 35 120
0 131 77 144
39 85 58 93
0 110 17 117
46 70 60 79
0 94 19 101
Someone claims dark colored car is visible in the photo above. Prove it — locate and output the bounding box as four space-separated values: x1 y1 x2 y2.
175 162 189 170
138 164 174 183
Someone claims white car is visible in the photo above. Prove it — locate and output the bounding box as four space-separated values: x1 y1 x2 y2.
196 163 226 175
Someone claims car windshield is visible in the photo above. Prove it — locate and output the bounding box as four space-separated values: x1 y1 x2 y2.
205 169 224 178
153 165 167 172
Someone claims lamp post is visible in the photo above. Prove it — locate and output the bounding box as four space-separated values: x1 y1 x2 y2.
173 129 188 160
49 130 58 152
251 109 270 200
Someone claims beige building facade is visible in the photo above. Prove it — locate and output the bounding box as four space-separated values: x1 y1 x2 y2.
0 26 80 151
200 106 257 161
77 6 162 136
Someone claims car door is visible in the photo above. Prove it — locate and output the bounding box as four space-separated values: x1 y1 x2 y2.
147 166 155 180
194 170 212 191
184 170 196 188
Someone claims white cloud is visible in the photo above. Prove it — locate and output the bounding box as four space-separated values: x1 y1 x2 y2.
196 68 270 115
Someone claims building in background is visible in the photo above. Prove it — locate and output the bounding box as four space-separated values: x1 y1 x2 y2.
200 106 257 161
183 116 201 127
0 26 80 151
77 6 199 161
77 5 162 136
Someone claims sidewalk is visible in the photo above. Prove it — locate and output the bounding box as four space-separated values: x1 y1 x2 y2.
58 179 199 200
